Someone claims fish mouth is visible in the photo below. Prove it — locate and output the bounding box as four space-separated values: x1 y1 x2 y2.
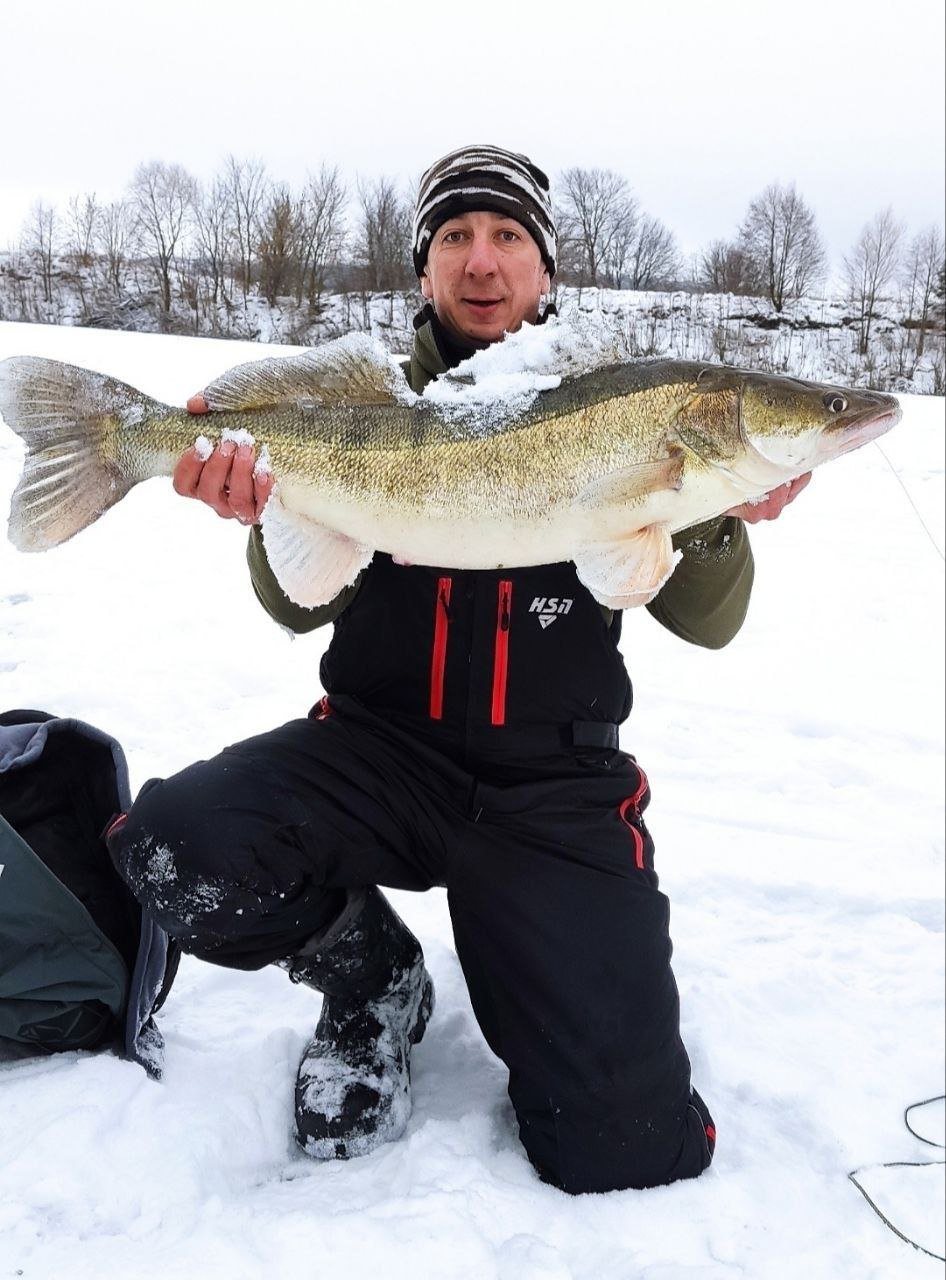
823 404 901 459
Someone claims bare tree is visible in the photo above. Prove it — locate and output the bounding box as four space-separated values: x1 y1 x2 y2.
193 175 232 310
174 253 203 334
934 261 946 322
603 214 636 290
623 215 680 290
844 207 905 354
224 155 268 304
257 184 297 306
97 199 134 298
900 224 945 357
23 201 58 304
296 165 347 309
66 193 99 269
738 182 826 310
699 239 761 295
130 161 198 315
354 176 413 293
555 167 638 288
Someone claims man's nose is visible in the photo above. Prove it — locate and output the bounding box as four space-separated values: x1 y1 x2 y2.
464 234 499 275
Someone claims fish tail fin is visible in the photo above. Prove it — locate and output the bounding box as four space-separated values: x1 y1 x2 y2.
0 356 160 551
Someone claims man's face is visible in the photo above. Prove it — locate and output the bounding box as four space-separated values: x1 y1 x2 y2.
420 210 551 346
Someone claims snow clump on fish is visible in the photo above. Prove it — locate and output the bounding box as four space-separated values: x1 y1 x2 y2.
421 312 633 428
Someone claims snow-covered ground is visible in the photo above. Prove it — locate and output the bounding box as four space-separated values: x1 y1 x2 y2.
0 321 943 1279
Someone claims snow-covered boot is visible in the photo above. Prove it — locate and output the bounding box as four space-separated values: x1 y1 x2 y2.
279 886 434 1159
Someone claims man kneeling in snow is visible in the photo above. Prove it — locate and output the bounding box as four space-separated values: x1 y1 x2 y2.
112 145 808 1193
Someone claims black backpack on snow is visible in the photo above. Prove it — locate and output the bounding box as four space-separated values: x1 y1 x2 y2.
0 710 178 1075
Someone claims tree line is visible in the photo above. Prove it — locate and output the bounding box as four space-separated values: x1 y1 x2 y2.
5 156 945 361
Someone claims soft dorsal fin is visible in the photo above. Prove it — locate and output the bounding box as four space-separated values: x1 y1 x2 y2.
200 333 416 412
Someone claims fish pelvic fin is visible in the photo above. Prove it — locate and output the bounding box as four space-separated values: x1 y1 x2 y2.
260 494 374 607
199 333 416 412
0 356 157 552
574 523 681 609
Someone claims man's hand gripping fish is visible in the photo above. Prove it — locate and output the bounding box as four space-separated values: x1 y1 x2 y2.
0 322 900 610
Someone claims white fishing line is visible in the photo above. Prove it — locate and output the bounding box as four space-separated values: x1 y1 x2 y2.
873 441 945 563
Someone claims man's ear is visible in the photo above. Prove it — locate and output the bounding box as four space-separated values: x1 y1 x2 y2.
540 268 551 294
420 273 432 300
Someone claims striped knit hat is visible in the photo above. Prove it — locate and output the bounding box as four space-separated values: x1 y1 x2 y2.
412 144 557 279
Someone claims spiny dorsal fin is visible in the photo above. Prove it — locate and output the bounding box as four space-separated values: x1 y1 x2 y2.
200 333 416 412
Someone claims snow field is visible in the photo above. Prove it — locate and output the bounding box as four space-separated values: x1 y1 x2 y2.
0 321 943 1279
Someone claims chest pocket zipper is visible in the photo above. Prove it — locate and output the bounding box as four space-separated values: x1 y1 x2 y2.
429 577 453 720
491 580 513 726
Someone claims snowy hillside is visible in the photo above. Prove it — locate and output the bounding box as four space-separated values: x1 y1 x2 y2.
2 250 943 396
0 321 943 1279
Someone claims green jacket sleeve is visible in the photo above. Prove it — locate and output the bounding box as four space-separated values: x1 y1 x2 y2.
246 527 363 633
645 516 754 649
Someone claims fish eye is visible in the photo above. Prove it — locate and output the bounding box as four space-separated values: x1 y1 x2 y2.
824 393 847 413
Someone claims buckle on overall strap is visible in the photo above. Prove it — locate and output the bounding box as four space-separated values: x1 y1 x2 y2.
571 721 619 750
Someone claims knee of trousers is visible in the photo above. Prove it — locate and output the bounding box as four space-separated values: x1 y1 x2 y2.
514 1084 716 1195
112 776 238 942
112 770 329 962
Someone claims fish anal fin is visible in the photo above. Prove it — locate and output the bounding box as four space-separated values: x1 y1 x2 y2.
201 334 413 413
574 523 680 610
576 447 684 511
260 497 374 608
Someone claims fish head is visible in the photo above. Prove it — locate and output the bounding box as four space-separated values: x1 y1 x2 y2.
739 373 901 478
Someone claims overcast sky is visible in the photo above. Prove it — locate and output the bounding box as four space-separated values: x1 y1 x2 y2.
1 0 943 271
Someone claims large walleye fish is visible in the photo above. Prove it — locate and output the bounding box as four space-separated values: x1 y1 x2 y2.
0 323 900 610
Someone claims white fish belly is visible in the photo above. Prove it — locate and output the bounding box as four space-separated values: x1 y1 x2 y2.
279 456 756 571
280 479 568 567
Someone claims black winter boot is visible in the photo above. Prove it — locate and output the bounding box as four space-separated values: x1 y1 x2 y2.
279 886 434 1159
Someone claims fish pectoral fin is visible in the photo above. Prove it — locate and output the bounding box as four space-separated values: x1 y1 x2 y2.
574 524 681 610
260 496 374 608
200 334 413 412
575 448 685 511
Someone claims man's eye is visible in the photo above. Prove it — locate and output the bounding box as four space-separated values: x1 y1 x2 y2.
499 230 520 242
442 230 464 243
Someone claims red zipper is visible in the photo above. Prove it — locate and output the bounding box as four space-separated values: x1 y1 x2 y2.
491 579 513 726
103 812 128 843
429 576 453 720
618 765 650 870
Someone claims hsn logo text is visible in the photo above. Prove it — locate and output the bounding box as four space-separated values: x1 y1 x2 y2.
529 597 574 629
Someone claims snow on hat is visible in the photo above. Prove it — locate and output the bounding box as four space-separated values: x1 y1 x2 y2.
413 144 557 279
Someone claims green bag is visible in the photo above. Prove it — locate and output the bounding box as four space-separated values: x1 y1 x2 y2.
0 710 177 1074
